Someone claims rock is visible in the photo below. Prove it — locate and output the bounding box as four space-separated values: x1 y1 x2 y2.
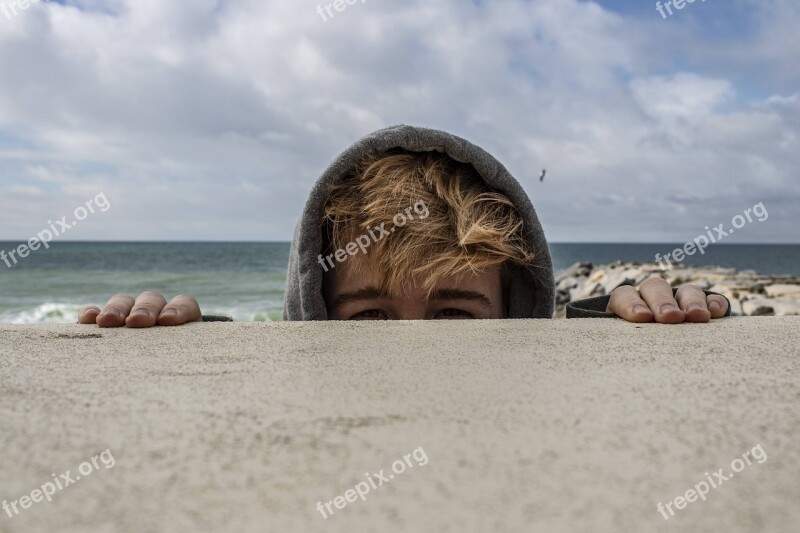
679 279 713 290
665 274 685 286
735 291 758 302
555 262 592 281
601 269 641 294
773 300 800 316
553 261 800 319
557 277 579 292
571 281 602 301
632 268 655 285
765 284 800 298
709 281 764 300
587 269 606 284
742 298 776 316
728 298 743 316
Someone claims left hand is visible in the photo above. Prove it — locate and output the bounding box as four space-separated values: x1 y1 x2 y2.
608 277 729 323
78 291 202 328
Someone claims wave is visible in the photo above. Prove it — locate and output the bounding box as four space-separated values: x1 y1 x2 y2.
0 303 84 324
0 303 284 324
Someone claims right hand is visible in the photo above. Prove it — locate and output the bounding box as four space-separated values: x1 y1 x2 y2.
78 291 202 328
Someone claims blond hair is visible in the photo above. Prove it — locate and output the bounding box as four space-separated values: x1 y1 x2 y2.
323 150 534 294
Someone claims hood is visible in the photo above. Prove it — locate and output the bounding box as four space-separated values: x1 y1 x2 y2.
283 124 555 320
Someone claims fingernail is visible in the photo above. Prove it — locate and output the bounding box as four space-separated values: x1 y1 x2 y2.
659 303 679 314
161 309 177 317
709 301 721 311
131 309 150 318
633 304 649 314
687 303 703 312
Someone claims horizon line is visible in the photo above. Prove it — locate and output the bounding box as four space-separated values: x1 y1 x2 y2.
0 240 799 246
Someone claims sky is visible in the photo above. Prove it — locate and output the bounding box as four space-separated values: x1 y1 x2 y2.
0 0 798 243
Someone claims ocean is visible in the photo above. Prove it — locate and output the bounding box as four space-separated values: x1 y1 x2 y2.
1 242 798 324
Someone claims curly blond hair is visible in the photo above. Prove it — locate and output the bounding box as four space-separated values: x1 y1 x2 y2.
323 150 534 295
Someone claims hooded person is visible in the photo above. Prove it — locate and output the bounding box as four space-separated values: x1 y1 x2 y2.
77 124 730 327
282 124 730 322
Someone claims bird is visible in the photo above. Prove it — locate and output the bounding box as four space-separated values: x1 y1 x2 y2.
539 169 546 182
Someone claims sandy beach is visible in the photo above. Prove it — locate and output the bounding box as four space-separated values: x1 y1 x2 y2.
3 1 799 531
1 318 798 532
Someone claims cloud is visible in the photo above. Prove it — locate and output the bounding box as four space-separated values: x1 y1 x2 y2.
0 0 797 243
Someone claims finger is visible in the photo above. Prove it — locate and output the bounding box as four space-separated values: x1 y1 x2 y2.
707 294 729 318
78 306 101 324
607 285 654 323
638 277 685 324
96 295 135 328
676 285 711 323
158 295 202 326
125 291 168 328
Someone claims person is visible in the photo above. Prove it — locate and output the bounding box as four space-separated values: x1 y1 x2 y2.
78 125 729 327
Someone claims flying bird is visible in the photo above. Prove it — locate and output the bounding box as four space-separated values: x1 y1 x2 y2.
539 169 546 182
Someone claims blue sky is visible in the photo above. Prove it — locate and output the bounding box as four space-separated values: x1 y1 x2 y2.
0 0 798 243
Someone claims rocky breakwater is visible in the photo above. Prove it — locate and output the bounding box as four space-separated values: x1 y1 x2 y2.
554 262 800 318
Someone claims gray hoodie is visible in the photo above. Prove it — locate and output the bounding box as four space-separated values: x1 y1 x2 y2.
282 124 556 320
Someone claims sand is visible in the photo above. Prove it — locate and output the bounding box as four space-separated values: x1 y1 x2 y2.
1 317 798 532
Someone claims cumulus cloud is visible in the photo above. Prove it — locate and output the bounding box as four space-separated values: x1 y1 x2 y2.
0 0 797 243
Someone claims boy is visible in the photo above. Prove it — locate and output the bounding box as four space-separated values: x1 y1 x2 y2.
79 125 729 326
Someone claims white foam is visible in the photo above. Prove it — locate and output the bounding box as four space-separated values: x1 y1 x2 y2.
0 303 284 324
0 302 84 324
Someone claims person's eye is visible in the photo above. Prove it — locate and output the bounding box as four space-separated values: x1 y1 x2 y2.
435 308 474 319
349 309 389 320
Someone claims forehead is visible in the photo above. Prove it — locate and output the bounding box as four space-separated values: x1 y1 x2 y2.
324 255 501 299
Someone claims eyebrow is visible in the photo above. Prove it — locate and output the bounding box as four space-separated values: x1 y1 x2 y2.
429 289 493 311
331 286 493 312
330 287 385 312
